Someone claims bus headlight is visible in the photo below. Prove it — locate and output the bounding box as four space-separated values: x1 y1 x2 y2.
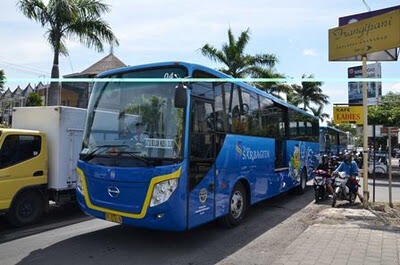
150 179 178 207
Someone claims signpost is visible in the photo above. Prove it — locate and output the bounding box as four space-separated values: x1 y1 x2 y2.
329 9 400 61
381 127 398 208
333 105 363 125
329 7 400 208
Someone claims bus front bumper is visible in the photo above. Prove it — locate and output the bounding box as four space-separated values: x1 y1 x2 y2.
76 188 187 231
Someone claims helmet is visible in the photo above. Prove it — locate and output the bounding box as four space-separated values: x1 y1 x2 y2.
344 152 352 160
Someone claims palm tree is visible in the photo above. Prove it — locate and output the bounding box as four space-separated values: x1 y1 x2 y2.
286 85 302 107
291 74 329 110
309 105 329 122
0 70 5 93
200 28 278 78
18 0 118 105
251 67 289 99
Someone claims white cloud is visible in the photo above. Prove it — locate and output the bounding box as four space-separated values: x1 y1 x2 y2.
388 83 400 94
303 49 318 56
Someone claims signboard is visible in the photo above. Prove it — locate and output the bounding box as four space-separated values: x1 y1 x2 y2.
368 125 383 137
338 5 400 61
348 63 382 105
329 9 400 61
381 127 399 136
333 106 364 125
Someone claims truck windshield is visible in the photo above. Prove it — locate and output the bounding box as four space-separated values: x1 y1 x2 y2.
81 67 187 167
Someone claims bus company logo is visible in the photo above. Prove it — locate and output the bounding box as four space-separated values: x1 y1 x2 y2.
199 188 208 204
235 141 243 159
236 141 270 161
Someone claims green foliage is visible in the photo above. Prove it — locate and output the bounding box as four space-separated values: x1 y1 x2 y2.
0 69 5 92
125 95 166 134
25 92 43 106
368 92 400 127
18 0 118 55
309 105 329 122
18 0 118 103
251 68 289 99
290 74 329 111
200 28 278 78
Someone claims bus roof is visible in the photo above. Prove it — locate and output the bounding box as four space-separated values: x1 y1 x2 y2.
98 61 318 120
320 126 347 134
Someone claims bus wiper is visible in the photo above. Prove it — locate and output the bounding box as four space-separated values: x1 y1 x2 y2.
116 151 154 166
80 144 129 161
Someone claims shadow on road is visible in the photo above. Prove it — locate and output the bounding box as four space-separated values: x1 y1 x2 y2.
16 188 315 265
0 203 89 243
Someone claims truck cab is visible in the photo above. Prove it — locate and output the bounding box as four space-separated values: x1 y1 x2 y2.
0 128 48 226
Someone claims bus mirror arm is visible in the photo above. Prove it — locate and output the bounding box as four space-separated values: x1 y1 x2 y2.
174 84 187 108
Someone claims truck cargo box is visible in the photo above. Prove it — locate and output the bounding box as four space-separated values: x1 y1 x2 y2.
12 106 86 191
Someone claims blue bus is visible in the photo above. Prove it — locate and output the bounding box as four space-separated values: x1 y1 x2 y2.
76 62 319 231
319 126 348 156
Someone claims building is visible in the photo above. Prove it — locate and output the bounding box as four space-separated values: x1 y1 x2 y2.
62 52 126 108
0 83 38 124
0 52 125 123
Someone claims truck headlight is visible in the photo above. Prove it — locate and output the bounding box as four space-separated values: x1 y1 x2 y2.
76 173 83 192
150 179 178 207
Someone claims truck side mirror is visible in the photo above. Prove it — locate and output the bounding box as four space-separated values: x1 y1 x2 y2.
174 84 187 108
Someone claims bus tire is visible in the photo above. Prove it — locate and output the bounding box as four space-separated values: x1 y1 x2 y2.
7 190 44 227
296 170 307 195
220 182 247 228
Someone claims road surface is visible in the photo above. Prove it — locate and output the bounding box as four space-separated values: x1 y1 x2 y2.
0 189 318 265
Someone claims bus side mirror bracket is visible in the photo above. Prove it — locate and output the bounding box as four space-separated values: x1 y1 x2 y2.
174 84 187 108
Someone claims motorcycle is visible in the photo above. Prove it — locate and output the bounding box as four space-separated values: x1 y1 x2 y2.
313 169 330 203
331 171 360 207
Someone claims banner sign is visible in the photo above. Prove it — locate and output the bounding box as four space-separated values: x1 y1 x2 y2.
329 9 400 61
333 106 364 125
338 5 400 61
348 63 382 106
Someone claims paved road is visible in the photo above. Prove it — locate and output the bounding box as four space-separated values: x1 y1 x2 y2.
0 189 319 265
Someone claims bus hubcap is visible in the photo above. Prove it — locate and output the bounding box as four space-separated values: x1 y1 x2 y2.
231 191 243 219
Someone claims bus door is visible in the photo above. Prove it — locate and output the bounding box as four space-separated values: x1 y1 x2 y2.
188 96 216 228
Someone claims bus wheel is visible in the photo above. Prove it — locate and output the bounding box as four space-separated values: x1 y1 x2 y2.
296 170 307 194
220 182 247 228
7 190 44 227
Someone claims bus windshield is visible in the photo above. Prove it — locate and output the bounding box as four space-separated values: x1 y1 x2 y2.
81 67 187 167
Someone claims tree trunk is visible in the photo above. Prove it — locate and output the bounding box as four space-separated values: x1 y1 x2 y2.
48 49 61 106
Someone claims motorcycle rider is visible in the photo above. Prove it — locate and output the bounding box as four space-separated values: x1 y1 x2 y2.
317 155 334 195
334 152 364 203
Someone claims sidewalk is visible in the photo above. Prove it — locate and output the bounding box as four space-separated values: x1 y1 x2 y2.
272 207 400 265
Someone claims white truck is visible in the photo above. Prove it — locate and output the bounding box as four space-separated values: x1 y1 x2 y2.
0 106 86 226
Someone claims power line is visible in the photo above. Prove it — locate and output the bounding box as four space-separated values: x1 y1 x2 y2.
0 58 50 75
361 0 371 11
0 61 50 76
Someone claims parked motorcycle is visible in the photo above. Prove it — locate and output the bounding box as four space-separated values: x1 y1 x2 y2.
331 171 360 207
313 169 330 203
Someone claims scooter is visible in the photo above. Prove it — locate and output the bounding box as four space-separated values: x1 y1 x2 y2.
331 171 360 207
313 169 330 203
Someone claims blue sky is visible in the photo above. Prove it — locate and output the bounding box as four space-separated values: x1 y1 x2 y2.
1 0 400 119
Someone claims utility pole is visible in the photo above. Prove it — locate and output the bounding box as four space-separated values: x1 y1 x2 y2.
362 55 369 207
388 127 393 208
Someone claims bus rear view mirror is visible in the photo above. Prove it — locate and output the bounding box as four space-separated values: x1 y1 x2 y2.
174 84 187 108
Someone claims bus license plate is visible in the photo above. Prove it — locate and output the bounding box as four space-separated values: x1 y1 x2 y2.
105 213 122 224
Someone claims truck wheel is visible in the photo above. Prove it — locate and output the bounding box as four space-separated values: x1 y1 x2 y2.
7 190 44 227
219 182 247 228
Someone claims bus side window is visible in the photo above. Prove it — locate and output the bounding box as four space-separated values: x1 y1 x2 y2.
249 93 261 135
275 140 286 169
214 83 228 133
